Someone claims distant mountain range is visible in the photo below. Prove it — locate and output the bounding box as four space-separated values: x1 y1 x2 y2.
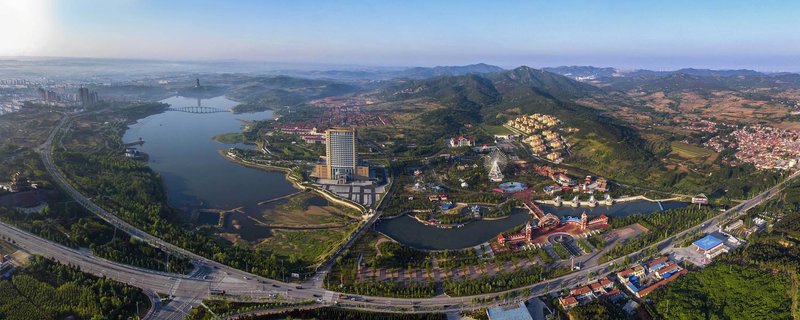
288 63 505 81
543 66 768 81
542 65 800 92
396 63 505 79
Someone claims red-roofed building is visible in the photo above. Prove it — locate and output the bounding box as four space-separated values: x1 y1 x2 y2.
301 135 326 144
588 278 613 294
570 285 595 299
559 296 579 309
646 257 670 271
655 263 681 279
449 135 474 148
589 282 605 293
617 265 645 282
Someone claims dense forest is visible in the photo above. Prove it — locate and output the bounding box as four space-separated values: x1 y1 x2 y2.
649 264 791 320
0 151 190 273
566 299 627 320
0 257 148 320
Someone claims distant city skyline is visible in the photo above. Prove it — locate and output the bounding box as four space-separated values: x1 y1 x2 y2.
1 0 799 71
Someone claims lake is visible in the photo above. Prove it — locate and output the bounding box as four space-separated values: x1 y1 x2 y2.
122 96 298 231
376 200 689 250
374 209 533 251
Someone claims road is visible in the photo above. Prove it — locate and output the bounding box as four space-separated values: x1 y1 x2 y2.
12 111 798 318
311 172 397 283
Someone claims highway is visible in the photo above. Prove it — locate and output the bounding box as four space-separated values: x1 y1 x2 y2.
12 111 798 318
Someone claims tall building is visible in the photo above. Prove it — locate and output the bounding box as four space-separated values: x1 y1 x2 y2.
78 87 99 107
314 128 369 183
78 87 89 104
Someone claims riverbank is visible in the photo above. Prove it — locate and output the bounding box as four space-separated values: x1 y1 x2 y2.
535 195 684 207
213 132 246 144
218 149 368 215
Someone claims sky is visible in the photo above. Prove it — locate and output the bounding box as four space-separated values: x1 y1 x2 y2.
1 0 799 71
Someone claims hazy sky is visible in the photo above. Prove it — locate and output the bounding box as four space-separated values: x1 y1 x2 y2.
1 0 799 70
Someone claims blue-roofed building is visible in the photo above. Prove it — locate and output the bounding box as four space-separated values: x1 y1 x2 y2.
693 234 723 251
486 301 533 320
693 234 729 259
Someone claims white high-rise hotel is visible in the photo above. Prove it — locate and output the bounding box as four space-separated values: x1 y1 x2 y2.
327 128 357 181
315 128 369 183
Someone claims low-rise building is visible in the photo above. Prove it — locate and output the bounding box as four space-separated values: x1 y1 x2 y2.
448 135 474 148
486 301 534 320
646 256 670 272
725 220 744 232
617 256 687 298
570 285 595 300
654 262 680 279
559 296 579 310
692 234 728 259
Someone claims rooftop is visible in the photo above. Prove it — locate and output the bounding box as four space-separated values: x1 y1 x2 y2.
486 301 533 320
647 256 670 269
694 234 724 251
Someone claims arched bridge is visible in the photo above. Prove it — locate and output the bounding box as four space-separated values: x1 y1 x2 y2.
167 106 229 114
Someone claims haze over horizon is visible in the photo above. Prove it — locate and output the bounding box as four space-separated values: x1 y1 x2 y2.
1 0 799 72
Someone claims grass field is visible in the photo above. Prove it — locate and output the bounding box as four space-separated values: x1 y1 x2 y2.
670 141 715 159
256 225 357 264
260 193 356 226
480 124 513 135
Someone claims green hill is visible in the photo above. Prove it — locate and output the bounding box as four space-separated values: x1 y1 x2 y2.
378 66 657 183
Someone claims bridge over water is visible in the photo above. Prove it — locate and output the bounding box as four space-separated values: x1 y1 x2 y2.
167 106 229 114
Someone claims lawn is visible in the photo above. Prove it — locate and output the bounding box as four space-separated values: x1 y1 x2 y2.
670 141 715 159
480 124 513 135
